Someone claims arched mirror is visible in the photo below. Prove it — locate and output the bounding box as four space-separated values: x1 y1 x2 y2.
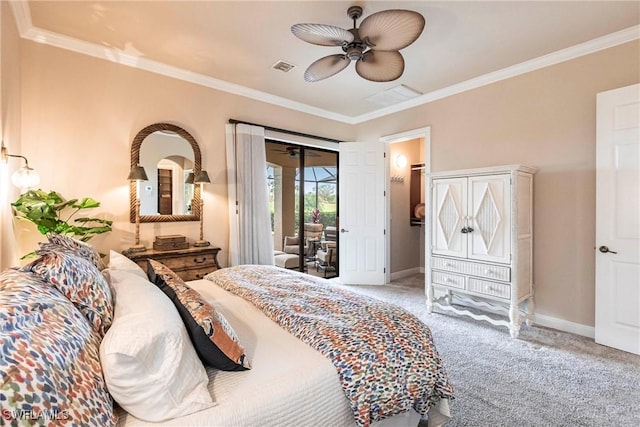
130 123 202 222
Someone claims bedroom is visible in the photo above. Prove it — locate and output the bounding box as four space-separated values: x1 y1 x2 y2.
0 1 638 425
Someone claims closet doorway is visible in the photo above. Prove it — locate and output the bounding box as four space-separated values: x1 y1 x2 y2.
266 140 339 278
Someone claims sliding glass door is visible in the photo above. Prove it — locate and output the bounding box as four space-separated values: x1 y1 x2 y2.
266 140 338 277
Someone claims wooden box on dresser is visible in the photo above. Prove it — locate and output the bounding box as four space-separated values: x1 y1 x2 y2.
123 246 221 281
426 164 536 338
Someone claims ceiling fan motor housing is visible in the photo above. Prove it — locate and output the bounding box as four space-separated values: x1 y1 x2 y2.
343 28 366 60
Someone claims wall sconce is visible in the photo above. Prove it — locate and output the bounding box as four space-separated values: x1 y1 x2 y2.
1 143 40 191
395 154 408 169
127 165 148 252
193 170 211 247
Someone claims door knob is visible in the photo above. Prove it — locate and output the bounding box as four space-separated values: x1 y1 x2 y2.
598 245 618 254
340 228 349 233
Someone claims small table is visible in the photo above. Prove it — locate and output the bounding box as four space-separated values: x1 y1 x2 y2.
123 245 221 281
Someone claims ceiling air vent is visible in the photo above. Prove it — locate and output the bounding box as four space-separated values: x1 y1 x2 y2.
365 84 423 107
272 60 296 73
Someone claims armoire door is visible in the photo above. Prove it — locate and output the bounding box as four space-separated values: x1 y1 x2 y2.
432 177 467 258
467 174 511 264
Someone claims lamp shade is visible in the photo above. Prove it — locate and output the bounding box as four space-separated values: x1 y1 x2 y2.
185 172 194 184
194 170 211 184
127 165 148 182
11 166 40 190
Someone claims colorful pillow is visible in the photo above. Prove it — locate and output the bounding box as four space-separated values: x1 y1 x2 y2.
48 233 106 270
24 248 113 337
100 269 213 421
147 259 251 371
0 269 116 426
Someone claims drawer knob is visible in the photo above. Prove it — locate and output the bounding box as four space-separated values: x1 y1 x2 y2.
445 262 452 267
445 278 453 283
485 269 494 275
194 257 208 264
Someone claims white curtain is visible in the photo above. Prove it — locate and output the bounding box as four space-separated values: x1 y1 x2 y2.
225 123 274 266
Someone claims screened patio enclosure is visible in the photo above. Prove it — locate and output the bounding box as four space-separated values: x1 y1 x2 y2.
265 141 338 276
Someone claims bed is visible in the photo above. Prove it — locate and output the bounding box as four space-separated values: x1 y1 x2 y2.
1 237 453 427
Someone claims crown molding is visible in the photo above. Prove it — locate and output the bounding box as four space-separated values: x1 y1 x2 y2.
352 25 640 124
10 0 639 126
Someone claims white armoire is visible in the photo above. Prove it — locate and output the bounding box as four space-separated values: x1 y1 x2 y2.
426 164 536 338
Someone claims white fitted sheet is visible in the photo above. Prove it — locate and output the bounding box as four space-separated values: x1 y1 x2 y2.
116 279 449 427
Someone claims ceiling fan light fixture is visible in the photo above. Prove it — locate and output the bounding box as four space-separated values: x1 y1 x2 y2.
346 45 363 61
291 6 425 83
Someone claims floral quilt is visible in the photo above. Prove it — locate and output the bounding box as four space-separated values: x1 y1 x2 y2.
206 265 454 427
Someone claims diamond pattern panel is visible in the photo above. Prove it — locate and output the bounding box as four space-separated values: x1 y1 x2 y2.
437 187 460 248
475 186 501 250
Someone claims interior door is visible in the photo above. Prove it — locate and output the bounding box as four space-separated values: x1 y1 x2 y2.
338 142 386 285
595 83 640 355
158 168 173 214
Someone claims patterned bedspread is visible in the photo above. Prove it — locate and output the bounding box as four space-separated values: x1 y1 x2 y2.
205 265 454 427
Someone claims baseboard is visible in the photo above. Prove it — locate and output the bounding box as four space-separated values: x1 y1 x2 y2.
390 267 423 281
533 313 595 339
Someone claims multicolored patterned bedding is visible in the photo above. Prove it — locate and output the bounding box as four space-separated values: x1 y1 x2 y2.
206 265 454 427
0 269 115 426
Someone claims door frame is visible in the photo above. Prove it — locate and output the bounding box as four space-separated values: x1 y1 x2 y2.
380 127 432 284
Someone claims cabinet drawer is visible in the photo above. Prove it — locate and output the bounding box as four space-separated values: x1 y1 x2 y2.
431 271 466 290
159 253 217 271
432 257 510 281
467 278 511 300
180 267 218 282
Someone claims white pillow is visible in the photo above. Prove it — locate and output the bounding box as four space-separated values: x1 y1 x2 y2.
108 250 147 279
100 269 214 421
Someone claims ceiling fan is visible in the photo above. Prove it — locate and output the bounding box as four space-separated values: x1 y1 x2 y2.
291 5 425 83
273 146 320 158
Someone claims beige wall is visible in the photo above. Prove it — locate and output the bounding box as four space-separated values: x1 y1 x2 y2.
0 1 22 269
16 41 355 266
355 40 640 327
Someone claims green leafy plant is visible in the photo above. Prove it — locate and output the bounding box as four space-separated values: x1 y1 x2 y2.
12 189 112 247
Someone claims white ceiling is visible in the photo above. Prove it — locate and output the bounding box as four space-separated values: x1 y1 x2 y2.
15 1 640 123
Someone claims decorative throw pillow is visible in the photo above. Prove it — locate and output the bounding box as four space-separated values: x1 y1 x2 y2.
147 259 251 371
47 233 106 270
24 248 113 337
100 269 213 421
107 250 147 279
0 269 116 426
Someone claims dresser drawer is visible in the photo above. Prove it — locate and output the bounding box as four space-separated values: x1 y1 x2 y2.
159 253 217 271
432 257 510 281
431 271 466 290
181 267 218 282
467 278 511 300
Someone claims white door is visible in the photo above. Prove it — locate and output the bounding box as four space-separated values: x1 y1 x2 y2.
339 142 386 285
432 177 466 258
468 174 511 264
595 83 640 355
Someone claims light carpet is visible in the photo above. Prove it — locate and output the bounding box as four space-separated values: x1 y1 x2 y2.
339 275 640 427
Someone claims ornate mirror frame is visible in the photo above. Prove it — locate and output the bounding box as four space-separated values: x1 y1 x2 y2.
129 123 202 223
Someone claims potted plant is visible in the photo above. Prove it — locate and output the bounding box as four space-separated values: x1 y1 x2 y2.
12 189 112 257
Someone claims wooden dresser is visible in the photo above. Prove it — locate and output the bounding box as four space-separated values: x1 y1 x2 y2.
123 246 221 281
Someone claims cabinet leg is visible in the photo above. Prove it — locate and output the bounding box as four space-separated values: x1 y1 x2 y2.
426 284 434 314
509 303 520 338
